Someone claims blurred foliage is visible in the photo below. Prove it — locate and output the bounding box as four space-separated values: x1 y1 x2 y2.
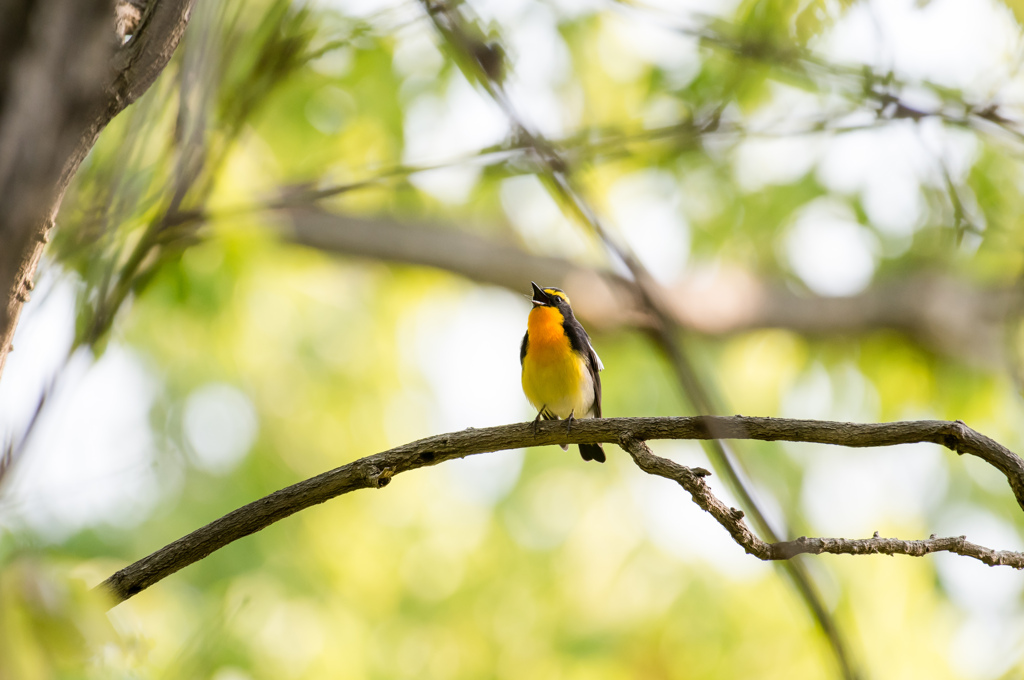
4 0 1024 678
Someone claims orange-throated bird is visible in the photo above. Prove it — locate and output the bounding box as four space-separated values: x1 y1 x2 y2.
520 282 605 463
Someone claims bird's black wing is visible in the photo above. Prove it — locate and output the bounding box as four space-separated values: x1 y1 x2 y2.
520 331 529 367
579 348 605 462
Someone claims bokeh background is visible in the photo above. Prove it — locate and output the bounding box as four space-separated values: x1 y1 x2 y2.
3 0 1024 677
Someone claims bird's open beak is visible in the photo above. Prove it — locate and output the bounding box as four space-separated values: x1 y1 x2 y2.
530 282 551 306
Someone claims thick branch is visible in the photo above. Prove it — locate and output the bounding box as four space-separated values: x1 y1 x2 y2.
0 0 113 378
99 416 1024 607
284 207 1015 365
0 0 195 382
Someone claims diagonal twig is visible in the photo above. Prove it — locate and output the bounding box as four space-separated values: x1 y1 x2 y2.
416 3 862 676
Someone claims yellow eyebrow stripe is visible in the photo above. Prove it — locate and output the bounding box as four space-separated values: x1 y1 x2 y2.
544 289 570 304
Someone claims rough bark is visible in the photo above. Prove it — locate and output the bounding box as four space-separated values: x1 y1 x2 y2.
0 0 195 381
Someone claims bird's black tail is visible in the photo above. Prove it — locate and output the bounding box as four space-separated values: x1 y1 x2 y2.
579 443 605 463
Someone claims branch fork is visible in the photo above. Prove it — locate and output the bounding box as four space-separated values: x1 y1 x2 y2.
98 415 1024 608
620 431 1024 569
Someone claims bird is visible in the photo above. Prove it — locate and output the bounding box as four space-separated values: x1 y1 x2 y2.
520 282 605 463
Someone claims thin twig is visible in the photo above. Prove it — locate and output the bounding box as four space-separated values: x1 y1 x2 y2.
619 434 1024 568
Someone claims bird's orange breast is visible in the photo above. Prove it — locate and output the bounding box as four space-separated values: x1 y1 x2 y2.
521 306 586 416
525 306 571 360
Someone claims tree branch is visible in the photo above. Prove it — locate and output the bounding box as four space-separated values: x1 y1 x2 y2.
0 0 195 383
283 206 1015 366
99 416 1024 607
0 0 114 379
620 434 1024 568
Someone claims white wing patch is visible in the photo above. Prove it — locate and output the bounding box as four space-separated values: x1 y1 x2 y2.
589 339 604 371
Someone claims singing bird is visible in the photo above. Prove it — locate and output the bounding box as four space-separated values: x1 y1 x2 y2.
520 282 605 462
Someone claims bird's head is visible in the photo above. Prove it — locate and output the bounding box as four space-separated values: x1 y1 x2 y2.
530 282 571 310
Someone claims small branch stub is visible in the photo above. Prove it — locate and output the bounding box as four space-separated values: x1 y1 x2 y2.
370 466 395 488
